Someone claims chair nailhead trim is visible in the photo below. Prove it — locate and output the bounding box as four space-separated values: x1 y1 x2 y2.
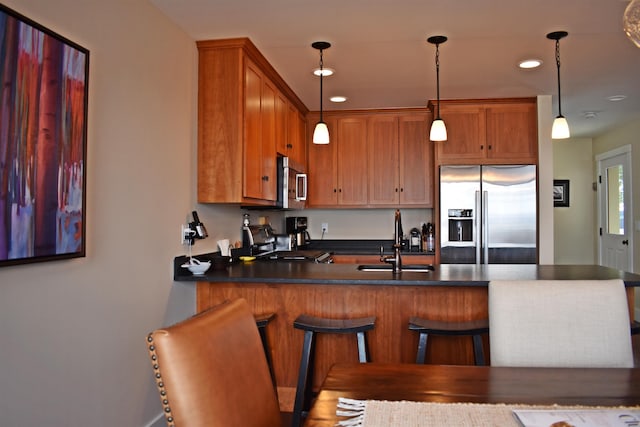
146 333 174 424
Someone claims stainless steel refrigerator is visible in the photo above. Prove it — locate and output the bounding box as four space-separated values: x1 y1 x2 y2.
440 165 537 264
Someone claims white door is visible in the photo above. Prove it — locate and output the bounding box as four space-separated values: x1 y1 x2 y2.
597 145 633 271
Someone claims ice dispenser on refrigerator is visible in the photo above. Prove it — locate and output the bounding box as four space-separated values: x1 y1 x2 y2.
440 165 537 264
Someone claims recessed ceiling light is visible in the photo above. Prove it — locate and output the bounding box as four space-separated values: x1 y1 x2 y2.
518 59 542 69
583 111 598 119
607 95 627 102
313 67 334 77
330 96 347 103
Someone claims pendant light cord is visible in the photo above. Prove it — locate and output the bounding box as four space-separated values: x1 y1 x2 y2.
555 38 563 117
435 43 441 120
319 48 324 122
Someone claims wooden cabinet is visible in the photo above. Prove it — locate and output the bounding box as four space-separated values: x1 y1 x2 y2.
337 116 369 205
275 95 307 170
196 38 308 204
308 110 433 208
307 114 369 206
431 98 537 165
399 114 433 206
244 60 276 201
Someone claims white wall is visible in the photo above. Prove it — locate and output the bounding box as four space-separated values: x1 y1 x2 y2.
552 138 597 264
0 1 199 425
593 119 640 275
537 95 555 264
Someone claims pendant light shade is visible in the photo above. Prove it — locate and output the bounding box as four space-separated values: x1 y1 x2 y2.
429 119 447 141
547 31 570 139
551 116 570 139
313 121 330 144
312 41 331 145
623 0 640 47
427 35 448 142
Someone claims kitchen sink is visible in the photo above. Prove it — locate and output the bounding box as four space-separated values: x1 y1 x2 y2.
357 264 434 273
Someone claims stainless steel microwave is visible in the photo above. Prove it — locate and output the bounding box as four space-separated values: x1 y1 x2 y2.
277 156 307 210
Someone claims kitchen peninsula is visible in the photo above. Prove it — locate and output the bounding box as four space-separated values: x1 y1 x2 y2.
174 258 640 411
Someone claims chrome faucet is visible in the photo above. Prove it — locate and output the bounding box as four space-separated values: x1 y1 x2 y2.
381 209 403 274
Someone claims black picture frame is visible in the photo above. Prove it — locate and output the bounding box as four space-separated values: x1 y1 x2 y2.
0 4 90 267
553 179 570 207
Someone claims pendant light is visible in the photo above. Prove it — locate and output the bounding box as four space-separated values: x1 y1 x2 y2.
427 35 448 142
623 0 640 47
547 31 570 139
312 41 331 145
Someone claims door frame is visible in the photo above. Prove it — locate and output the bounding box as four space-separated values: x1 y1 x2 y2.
596 144 634 272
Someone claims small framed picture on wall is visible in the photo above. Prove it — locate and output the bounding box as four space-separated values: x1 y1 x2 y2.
553 179 570 207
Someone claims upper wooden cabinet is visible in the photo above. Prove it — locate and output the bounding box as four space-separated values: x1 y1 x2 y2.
307 115 368 207
307 110 434 208
368 113 433 206
196 38 308 205
430 98 538 165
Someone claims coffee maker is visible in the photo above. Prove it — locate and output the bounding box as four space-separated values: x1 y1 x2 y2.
286 216 311 249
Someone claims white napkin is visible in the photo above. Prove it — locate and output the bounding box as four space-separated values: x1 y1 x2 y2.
217 239 230 256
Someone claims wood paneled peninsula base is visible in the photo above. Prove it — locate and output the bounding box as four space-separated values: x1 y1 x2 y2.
183 262 640 411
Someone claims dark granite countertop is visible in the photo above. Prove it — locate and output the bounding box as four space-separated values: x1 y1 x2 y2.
174 255 640 287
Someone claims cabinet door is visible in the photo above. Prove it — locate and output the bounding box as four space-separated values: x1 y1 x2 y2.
307 115 338 206
368 115 400 205
275 91 288 157
286 103 307 168
485 102 537 162
337 117 368 205
399 113 433 206
260 79 277 201
435 104 486 162
243 60 264 200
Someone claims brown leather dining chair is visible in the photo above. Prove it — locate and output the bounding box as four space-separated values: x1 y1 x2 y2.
145 298 281 427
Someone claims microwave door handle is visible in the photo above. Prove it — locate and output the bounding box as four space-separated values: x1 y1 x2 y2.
296 173 307 201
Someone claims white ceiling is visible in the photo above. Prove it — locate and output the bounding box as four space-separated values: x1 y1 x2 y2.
150 0 640 139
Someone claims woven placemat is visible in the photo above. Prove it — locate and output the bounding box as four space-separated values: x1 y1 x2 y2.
336 398 640 427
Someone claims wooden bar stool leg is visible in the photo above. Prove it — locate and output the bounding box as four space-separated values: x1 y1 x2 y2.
292 330 315 427
472 334 486 366
257 322 276 386
416 332 429 364
356 331 369 363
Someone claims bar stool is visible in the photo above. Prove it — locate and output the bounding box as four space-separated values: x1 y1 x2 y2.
291 314 376 427
254 312 276 387
408 317 489 365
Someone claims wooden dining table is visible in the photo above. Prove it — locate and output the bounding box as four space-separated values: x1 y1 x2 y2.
302 363 640 426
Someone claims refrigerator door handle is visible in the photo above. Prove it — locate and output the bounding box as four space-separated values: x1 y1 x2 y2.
475 190 481 265
483 190 489 265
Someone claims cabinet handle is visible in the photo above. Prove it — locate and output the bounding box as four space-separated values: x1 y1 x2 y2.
400 188 404 192
488 145 492 150
623 239 629 245
287 143 293 148
333 188 337 193
480 145 484 150
262 176 269 181
395 188 399 193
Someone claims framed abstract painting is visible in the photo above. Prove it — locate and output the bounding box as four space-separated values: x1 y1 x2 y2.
0 4 89 267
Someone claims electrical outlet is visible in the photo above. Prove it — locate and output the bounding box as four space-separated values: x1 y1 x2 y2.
181 224 193 245
321 223 328 234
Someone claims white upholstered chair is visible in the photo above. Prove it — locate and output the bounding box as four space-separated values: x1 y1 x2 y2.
489 279 634 368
